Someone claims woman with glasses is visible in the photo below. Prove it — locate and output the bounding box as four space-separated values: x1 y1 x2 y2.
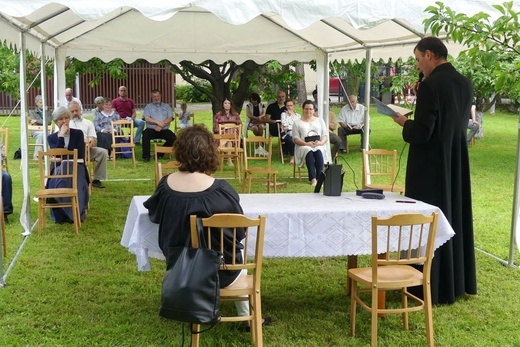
292 100 328 186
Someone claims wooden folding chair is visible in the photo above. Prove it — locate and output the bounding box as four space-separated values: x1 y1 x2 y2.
34 148 81 235
154 144 174 186
362 149 404 194
190 213 267 347
111 119 136 168
242 136 278 193
348 212 439 347
156 161 180 186
216 123 243 181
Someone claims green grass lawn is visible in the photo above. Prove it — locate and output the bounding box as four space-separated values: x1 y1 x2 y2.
1 107 520 346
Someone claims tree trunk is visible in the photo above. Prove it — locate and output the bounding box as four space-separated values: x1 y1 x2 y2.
295 63 307 103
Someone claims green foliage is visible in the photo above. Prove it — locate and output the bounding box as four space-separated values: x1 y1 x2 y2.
0 42 53 98
175 81 211 102
247 61 302 102
66 57 127 87
424 1 520 106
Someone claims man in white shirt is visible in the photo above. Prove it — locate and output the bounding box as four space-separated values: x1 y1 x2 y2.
68 101 108 188
64 88 83 111
337 94 366 153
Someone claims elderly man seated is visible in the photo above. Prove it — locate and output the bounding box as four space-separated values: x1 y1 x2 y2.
141 89 176 162
68 101 108 188
337 94 367 153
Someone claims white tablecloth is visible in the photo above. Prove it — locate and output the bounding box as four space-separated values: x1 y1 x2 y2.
120 193 455 271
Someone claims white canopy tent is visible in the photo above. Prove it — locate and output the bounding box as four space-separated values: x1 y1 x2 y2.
0 0 518 284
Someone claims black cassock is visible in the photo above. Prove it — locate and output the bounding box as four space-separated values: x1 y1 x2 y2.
402 62 477 304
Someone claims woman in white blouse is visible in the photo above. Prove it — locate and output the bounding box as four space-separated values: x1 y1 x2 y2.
292 100 328 186
280 98 301 165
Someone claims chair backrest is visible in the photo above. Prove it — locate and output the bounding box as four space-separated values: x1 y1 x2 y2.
216 123 242 156
218 123 242 138
38 148 78 191
276 121 285 163
111 119 134 146
362 149 398 188
242 136 273 170
156 161 181 186
371 212 439 279
190 213 266 279
0 128 8 172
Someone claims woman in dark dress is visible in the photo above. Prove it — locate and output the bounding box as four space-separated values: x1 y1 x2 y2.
47 106 90 223
144 124 253 319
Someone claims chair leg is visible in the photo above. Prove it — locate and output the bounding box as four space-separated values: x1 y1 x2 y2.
242 173 248 193
191 324 200 347
350 279 357 337
402 288 409 330
424 284 434 346
38 199 44 235
252 294 263 346
273 174 277 193
371 286 379 347
72 196 81 234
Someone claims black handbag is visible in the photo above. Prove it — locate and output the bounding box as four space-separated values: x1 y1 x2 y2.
159 231 223 325
304 130 320 143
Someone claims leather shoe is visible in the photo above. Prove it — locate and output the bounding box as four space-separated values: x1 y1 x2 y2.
143 157 150 163
340 149 347 154
238 317 272 332
92 180 105 188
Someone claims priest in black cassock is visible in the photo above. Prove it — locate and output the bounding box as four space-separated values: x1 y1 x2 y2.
393 36 477 305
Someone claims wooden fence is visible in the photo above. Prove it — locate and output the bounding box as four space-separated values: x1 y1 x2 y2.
0 62 176 115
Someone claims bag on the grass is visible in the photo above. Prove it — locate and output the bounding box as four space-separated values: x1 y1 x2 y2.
13 147 22 160
159 227 222 325
120 138 132 159
314 163 344 196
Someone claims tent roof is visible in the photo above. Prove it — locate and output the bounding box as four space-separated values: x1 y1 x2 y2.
0 0 509 64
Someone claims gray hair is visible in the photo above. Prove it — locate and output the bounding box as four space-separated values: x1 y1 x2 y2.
94 96 104 104
35 95 43 104
68 100 81 109
52 106 71 121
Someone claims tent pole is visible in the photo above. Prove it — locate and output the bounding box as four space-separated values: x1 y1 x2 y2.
19 32 31 236
508 113 520 266
316 51 331 163
363 49 372 151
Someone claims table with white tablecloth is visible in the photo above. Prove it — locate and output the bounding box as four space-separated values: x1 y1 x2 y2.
120 192 455 271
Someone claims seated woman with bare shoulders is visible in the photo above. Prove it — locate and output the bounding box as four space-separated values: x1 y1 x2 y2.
144 124 271 328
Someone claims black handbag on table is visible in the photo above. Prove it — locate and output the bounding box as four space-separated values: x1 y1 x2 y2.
159 229 223 326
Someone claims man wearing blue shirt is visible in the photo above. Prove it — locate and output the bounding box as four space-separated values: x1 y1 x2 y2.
141 89 176 162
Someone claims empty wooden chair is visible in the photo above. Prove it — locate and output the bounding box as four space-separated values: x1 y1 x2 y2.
242 136 278 193
189 213 267 347
216 123 243 180
362 149 404 194
348 212 439 346
111 119 136 168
